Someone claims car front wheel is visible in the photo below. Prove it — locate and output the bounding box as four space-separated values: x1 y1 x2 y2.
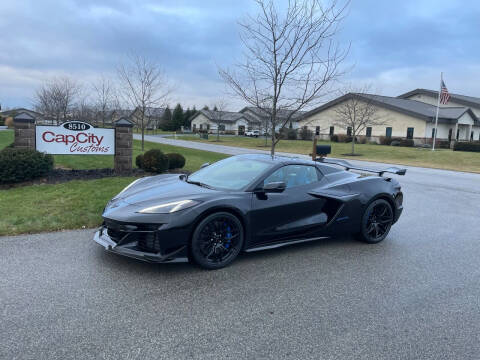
356 199 394 244
190 212 244 269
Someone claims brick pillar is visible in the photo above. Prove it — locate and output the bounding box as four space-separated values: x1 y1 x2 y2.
114 117 134 174
14 112 36 150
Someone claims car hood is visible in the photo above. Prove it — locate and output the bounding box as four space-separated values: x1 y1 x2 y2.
114 174 217 207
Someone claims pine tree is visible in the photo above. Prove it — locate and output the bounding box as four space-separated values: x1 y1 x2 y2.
172 103 184 131
202 105 209 110
184 107 191 127
213 105 218 111
161 106 172 131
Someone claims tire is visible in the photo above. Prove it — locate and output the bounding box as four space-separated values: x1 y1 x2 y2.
356 199 394 244
190 212 244 269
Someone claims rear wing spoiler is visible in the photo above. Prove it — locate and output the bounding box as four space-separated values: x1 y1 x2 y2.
319 158 407 176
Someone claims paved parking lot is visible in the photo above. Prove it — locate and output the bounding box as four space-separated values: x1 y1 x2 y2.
1 139 480 359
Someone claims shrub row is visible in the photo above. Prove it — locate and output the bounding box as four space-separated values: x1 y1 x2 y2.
453 141 480 152
0 148 54 184
135 149 186 173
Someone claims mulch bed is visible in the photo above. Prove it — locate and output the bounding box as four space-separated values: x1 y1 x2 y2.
0 168 190 189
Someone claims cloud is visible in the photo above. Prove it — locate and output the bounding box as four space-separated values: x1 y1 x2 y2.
1 0 479 110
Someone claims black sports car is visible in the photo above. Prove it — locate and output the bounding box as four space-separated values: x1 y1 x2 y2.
94 154 405 269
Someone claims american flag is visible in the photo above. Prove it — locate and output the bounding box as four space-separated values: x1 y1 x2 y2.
440 80 450 104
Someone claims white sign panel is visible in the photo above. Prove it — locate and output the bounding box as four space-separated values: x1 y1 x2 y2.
36 121 115 155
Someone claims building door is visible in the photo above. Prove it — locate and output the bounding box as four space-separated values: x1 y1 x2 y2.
329 126 334 136
238 125 245 135
456 128 460 140
366 127 372 137
347 127 352 136
406 127 414 139
448 128 452 141
386 127 392 138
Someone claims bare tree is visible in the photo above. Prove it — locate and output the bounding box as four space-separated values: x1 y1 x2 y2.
333 87 385 155
92 76 116 127
34 76 82 124
209 99 229 141
118 54 170 151
71 95 96 123
220 0 348 155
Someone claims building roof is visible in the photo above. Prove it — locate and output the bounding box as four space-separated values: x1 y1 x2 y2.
0 108 44 119
398 89 480 109
300 93 479 125
193 109 259 123
240 106 306 121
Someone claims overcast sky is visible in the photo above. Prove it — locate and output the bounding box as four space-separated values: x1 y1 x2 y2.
1 0 479 110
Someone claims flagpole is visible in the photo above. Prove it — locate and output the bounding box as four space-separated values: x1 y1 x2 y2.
432 72 442 151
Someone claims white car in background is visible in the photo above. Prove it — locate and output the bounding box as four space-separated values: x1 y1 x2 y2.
245 130 260 137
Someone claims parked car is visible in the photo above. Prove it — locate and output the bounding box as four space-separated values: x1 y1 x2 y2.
94 154 406 269
245 130 260 137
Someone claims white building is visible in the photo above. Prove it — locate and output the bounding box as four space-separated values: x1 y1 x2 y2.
190 109 260 135
298 92 480 142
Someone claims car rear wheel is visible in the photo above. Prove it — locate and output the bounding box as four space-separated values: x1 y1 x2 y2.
357 199 394 244
190 212 244 269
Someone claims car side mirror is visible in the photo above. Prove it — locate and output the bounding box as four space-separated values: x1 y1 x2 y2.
263 181 286 193
200 162 210 169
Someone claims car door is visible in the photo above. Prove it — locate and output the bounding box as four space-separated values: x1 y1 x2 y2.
249 164 327 246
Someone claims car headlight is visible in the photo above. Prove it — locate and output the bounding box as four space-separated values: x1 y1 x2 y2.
137 200 201 214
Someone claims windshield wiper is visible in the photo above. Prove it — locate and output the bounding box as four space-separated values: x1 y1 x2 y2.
186 180 215 189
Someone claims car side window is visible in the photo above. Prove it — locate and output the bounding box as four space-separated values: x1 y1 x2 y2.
263 165 321 189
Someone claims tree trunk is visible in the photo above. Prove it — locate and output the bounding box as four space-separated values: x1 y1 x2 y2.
351 131 355 155
270 132 276 156
141 116 145 151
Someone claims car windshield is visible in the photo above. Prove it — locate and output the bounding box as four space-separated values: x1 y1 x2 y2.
187 156 273 190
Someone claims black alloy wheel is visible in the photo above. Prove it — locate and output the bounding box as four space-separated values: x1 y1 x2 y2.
190 212 244 269
357 199 394 244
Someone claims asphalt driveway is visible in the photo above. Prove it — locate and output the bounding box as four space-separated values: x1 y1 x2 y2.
1 138 480 359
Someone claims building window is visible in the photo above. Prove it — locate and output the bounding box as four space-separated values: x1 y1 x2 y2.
219 124 225 131
347 127 352 136
386 127 392 138
431 128 436 138
366 127 372 137
199 124 203 130
207 124 210 131
316 126 320 136
193 124 197 132
329 126 334 136
406 127 414 139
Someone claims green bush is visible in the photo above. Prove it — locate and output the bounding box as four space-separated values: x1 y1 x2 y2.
141 149 169 173
135 154 144 168
330 134 339 142
0 148 54 184
0 117 4 126
299 127 313 141
166 153 186 169
379 136 401 145
436 140 451 149
453 141 480 152
286 128 297 140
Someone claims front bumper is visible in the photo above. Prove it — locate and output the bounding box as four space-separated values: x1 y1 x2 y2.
93 226 188 263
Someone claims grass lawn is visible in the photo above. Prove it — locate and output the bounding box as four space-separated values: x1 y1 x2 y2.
178 135 480 173
0 130 228 235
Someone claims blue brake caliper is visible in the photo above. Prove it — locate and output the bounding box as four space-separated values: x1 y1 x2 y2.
225 224 232 249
